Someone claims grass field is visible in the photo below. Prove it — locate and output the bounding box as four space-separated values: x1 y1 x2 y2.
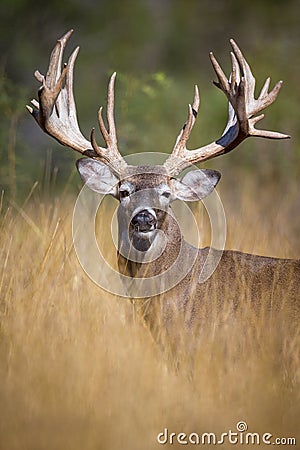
0 179 299 450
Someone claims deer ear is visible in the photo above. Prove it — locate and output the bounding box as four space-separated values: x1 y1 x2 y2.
170 169 221 201
76 158 119 196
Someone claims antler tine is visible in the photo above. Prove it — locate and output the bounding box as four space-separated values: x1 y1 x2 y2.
91 72 128 177
229 39 256 95
48 29 74 86
107 72 117 143
259 77 271 100
164 40 290 177
171 85 200 157
95 72 119 150
97 106 109 142
210 51 231 95
65 45 80 118
229 50 240 91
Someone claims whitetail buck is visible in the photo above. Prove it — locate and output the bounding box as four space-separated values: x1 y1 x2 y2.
27 30 299 346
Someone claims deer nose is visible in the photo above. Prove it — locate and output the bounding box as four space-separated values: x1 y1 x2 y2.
131 209 157 233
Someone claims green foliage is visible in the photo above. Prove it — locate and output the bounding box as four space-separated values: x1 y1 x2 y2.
0 70 28 200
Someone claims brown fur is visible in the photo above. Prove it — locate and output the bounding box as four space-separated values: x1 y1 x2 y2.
116 168 300 352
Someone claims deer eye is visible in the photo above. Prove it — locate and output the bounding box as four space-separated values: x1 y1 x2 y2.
119 189 130 199
162 191 171 199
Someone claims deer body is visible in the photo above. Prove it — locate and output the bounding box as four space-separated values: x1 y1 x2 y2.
115 172 300 339
27 30 299 347
135 249 300 346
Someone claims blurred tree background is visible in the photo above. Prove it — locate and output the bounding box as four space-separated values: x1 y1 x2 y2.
0 0 299 202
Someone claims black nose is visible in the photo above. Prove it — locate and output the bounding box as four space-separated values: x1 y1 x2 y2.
131 209 157 232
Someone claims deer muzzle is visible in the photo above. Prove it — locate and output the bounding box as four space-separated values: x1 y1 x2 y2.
131 208 157 233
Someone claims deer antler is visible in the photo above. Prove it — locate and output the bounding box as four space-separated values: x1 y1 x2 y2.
26 29 127 178
90 72 128 176
164 39 290 177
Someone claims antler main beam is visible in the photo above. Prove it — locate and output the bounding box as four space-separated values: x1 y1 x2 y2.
26 30 127 178
164 39 290 177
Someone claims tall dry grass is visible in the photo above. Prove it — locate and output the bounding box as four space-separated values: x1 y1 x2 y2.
0 182 299 450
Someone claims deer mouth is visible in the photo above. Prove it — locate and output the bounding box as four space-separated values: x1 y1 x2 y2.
131 208 157 234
